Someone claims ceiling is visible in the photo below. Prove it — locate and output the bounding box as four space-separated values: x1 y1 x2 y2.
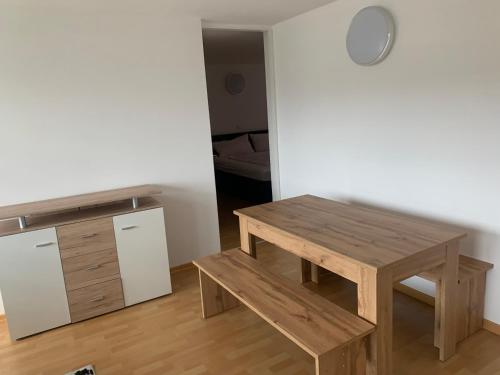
4 0 335 26
203 30 264 65
169 0 336 26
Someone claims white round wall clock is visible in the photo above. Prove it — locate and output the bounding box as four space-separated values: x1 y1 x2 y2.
346 6 395 66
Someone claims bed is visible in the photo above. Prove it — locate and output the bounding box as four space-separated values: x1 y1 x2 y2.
212 131 272 203
214 151 271 182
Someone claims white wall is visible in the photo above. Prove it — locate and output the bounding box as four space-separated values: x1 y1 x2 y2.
206 64 268 135
273 0 500 324
0 4 220 313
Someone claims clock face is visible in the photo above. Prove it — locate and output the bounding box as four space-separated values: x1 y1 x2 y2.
225 73 246 95
346 6 395 66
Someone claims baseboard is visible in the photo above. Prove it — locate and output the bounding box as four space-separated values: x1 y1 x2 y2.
483 319 500 336
170 253 235 274
170 262 195 274
394 282 499 336
394 282 435 307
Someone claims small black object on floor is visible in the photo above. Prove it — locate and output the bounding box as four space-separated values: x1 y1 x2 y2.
65 365 95 375
74 370 94 375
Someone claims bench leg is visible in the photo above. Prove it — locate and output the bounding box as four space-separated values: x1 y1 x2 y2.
349 338 368 375
315 339 367 375
435 273 485 348
198 269 239 318
468 273 486 337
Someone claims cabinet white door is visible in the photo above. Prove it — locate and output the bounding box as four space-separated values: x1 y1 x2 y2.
113 208 172 306
0 228 70 340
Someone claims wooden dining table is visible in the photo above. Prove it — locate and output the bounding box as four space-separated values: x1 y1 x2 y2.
234 195 467 375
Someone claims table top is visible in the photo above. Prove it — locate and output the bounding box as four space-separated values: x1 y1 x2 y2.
235 195 467 269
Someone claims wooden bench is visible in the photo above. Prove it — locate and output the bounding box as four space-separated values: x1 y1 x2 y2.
418 255 493 346
193 249 375 375
311 255 493 346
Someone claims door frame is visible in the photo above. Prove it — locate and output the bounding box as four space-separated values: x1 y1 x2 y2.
201 22 281 201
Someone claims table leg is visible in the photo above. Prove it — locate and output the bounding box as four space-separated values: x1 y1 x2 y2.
300 261 321 284
438 240 459 361
358 268 393 375
239 216 256 258
301 259 312 283
434 279 441 348
311 264 320 284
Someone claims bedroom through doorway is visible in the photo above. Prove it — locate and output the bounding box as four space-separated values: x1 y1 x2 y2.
202 28 273 249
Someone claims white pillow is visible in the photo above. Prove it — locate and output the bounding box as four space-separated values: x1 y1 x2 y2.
213 134 254 156
250 133 269 152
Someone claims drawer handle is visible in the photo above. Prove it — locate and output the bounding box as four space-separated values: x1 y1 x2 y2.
86 265 101 271
121 225 138 231
34 242 54 248
89 296 105 303
81 233 98 239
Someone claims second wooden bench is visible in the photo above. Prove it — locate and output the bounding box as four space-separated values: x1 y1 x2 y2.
193 249 375 375
310 255 493 345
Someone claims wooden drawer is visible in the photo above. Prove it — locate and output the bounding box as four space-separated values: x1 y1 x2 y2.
57 217 117 259
62 248 120 291
67 278 124 323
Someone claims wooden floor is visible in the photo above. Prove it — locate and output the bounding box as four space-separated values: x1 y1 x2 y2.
1 194 499 375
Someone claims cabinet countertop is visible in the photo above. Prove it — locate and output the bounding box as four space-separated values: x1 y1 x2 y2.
0 185 161 221
0 197 163 238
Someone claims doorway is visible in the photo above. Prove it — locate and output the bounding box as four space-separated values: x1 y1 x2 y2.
202 28 273 249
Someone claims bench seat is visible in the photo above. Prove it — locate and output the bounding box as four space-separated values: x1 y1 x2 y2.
418 254 493 283
193 249 375 375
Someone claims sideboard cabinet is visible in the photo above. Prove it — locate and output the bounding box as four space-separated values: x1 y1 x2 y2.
0 186 171 340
